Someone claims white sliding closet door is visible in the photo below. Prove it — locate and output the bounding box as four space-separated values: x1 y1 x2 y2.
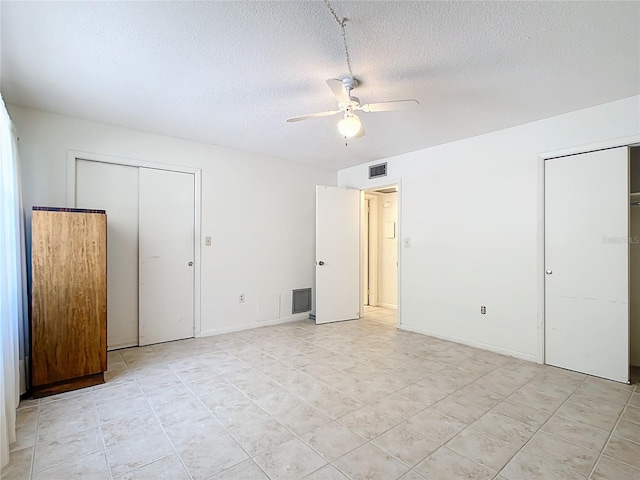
138 168 195 346
545 147 629 383
76 160 139 349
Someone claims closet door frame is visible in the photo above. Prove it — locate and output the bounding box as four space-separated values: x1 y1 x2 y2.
537 135 640 368
66 150 203 339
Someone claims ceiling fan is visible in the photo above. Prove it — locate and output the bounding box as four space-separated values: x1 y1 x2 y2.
286 77 419 138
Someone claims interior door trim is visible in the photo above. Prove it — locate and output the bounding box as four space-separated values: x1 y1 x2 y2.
66 150 202 339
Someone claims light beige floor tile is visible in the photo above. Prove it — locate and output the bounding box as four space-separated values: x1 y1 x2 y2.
603 435 640 469
541 414 609 452
162 414 226 449
372 423 440 467
304 464 349 480
145 384 196 409
104 427 174 476
622 404 640 424
471 411 536 446
370 393 425 421
9 421 36 452
491 400 550 428
15 406 37 426
0 446 33 480
274 402 333 436
614 418 640 443
398 470 427 480
152 396 213 427
505 387 563 414
523 431 598 477
338 406 398 440
446 428 519 472
177 432 249 480
396 383 449 407
301 421 366 461
96 394 152 425
430 396 488 425
32 451 110 480
452 383 505 410
403 409 466 444
415 446 495 480
208 459 269 480
228 415 293 456
630 392 640 407
255 437 327 480
93 382 143 405
309 391 364 419
137 372 183 393
33 427 102 472
113 454 190 479
37 393 94 421
590 455 640 480
555 399 621 431
333 443 410 480
36 408 99 443
500 450 583 480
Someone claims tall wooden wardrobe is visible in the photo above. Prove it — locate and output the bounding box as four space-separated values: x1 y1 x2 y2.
31 207 107 398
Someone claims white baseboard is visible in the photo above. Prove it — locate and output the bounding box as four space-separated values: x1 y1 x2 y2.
399 324 537 363
198 313 309 338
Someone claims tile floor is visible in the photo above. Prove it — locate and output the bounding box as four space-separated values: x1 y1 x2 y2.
2 312 639 480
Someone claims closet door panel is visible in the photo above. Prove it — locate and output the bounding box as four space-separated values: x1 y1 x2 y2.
76 160 139 349
545 147 629 383
138 168 195 345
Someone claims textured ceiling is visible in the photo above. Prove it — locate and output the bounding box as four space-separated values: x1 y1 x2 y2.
1 1 639 170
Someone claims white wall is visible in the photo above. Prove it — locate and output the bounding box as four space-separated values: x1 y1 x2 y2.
9 105 336 337
378 192 398 308
339 96 640 362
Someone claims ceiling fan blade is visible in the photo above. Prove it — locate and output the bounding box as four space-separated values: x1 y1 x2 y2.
358 99 420 113
286 110 341 123
326 78 350 103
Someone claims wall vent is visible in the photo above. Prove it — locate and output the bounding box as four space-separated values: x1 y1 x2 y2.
292 288 312 314
369 163 387 179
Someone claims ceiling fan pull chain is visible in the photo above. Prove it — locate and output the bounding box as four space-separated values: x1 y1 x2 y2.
324 0 353 78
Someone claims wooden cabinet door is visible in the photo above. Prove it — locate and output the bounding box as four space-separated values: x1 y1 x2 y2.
32 210 107 387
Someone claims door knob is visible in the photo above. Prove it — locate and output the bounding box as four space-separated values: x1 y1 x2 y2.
318 261 325 266
545 269 552 275
188 261 194 266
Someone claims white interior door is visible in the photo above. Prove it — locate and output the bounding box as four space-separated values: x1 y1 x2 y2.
545 147 629 383
75 160 140 350
316 185 360 324
139 168 195 345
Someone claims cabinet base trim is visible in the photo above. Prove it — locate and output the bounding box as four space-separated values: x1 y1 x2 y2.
32 372 105 398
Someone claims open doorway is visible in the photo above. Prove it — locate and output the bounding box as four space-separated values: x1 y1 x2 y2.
361 184 399 326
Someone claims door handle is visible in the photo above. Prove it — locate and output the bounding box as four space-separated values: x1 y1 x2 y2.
545 269 552 275
188 261 194 266
318 261 325 266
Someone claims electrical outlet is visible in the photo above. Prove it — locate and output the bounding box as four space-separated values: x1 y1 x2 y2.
239 294 245 303
481 306 486 314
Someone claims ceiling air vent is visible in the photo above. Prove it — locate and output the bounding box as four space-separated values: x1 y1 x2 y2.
369 163 387 179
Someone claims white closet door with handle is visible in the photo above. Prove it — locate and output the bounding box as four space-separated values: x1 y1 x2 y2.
139 168 195 345
316 185 360 324
545 147 629 383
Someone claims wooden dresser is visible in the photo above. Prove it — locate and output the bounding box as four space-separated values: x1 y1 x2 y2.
31 207 107 398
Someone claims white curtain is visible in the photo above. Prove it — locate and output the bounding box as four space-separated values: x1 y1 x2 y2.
0 93 29 468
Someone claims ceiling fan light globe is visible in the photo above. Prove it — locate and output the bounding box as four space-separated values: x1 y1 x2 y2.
338 115 362 137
